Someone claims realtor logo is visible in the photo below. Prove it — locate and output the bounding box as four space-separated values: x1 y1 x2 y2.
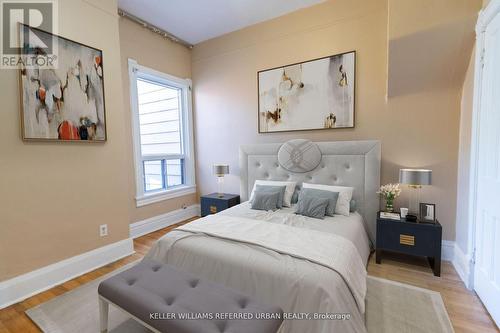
1 0 58 69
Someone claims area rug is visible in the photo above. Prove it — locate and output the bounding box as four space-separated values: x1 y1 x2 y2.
26 264 454 333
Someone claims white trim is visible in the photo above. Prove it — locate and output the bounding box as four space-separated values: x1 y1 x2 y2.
136 185 197 207
441 240 455 262
0 239 134 309
130 204 201 238
467 0 500 292
452 244 474 289
128 58 196 207
440 241 474 289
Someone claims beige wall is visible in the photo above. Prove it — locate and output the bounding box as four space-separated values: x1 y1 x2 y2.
0 0 129 281
385 0 480 241
0 1 197 282
192 0 481 241
455 50 475 254
118 18 197 223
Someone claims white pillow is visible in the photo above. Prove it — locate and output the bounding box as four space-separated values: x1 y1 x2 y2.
302 183 353 216
250 180 297 207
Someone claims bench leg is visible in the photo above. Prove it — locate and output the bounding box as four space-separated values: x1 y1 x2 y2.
99 297 109 333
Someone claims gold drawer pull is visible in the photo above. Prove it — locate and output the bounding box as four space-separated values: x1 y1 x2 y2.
400 234 415 246
210 205 217 213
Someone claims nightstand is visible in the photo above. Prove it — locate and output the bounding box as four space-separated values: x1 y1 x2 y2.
376 212 442 276
200 193 240 217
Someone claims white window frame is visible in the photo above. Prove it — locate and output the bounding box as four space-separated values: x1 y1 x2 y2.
128 59 196 207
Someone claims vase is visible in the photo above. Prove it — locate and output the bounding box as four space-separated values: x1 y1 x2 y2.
385 198 394 213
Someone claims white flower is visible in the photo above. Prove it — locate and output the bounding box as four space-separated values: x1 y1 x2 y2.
377 183 401 198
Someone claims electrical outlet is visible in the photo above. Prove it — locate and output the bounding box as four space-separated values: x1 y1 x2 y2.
99 224 108 237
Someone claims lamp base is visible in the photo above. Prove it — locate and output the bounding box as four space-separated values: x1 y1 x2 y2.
405 214 418 222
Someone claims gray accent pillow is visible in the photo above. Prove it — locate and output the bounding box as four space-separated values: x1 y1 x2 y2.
251 191 280 211
253 185 286 208
300 188 339 216
295 195 330 219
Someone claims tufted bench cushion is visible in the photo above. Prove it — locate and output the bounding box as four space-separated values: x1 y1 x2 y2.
97 260 283 333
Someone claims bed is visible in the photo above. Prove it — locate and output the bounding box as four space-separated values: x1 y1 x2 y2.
145 140 381 333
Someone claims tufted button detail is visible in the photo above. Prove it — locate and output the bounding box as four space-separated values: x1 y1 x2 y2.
256 162 261 167
239 298 247 309
127 279 136 286
345 164 351 170
165 297 175 306
321 164 325 168
152 266 161 272
274 163 279 168
264 173 270 178
190 279 199 288
217 321 227 332
332 176 338 182
307 175 313 180
287 174 291 179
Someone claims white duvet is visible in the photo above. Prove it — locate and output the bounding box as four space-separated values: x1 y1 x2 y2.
145 203 371 333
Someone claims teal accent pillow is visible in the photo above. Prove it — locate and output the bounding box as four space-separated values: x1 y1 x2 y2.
251 191 280 211
291 187 300 204
253 185 286 208
300 188 339 216
295 195 330 219
350 199 356 212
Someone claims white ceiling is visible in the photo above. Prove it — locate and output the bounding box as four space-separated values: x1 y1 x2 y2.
118 0 325 45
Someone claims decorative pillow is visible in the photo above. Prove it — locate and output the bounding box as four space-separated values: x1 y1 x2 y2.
300 188 339 216
278 139 322 173
251 191 280 211
295 195 329 219
302 183 354 216
291 187 300 204
252 185 286 208
250 180 297 207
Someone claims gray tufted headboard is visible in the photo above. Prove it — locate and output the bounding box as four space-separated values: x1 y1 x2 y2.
239 140 381 242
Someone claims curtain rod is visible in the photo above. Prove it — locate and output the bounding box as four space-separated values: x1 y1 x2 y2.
118 9 193 49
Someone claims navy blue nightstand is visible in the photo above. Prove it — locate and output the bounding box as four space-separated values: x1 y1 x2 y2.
200 193 240 217
376 212 442 276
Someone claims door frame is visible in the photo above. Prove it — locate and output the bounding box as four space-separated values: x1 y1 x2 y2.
468 0 500 290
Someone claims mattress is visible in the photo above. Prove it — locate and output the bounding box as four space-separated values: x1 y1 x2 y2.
145 203 371 333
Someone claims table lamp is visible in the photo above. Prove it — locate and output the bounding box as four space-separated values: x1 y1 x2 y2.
213 164 229 198
399 168 432 221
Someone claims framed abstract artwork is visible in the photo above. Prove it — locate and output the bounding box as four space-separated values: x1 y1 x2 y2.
19 24 107 142
258 51 355 133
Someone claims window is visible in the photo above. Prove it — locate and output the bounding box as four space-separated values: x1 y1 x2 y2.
129 59 195 207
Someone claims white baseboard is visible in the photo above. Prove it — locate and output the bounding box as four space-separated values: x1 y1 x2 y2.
129 204 200 239
441 240 455 261
442 241 473 289
0 238 134 309
452 243 473 289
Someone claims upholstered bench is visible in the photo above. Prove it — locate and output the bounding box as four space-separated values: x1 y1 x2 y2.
97 260 284 333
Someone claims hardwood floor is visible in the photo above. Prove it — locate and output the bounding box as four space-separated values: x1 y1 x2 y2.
0 218 498 333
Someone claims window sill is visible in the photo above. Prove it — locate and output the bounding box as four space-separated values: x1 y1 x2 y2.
136 185 197 207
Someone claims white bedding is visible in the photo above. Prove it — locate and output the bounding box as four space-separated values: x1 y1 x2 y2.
220 202 371 263
145 203 371 333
